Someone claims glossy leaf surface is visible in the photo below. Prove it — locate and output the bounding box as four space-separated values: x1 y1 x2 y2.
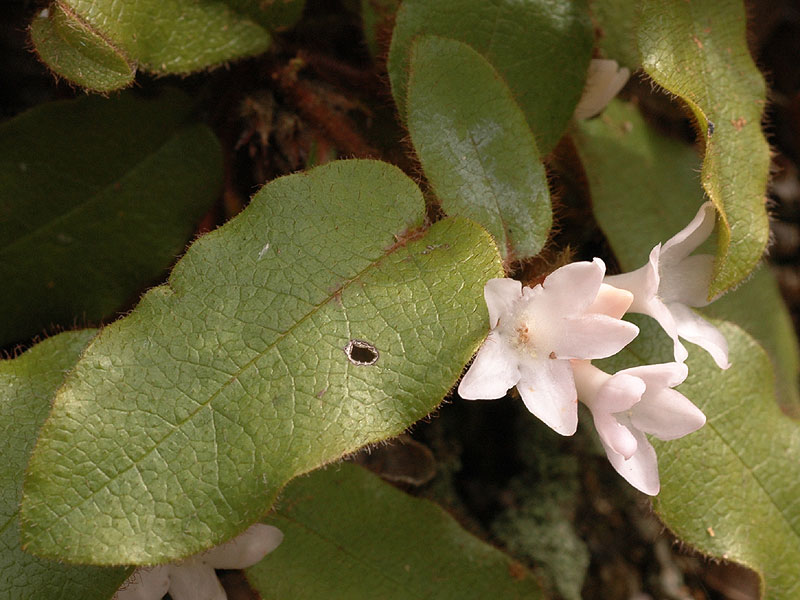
638 0 770 295
0 330 129 600
0 90 222 347
407 36 551 260
20 160 503 565
247 463 545 599
388 0 593 154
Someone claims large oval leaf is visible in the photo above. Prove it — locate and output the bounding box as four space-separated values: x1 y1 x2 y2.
0 89 222 347
388 0 593 155
20 159 503 565
574 99 800 410
30 0 304 91
407 36 551 261
601 319 800 599
0 330 129 600
638 0 770 296
247 463 545 599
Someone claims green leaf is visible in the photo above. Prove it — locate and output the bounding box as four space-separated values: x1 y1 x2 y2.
0 89 222 347
20 160 503 565
30 5 135 92
574 99 800 410
1 330 129 600
387 0 593 155
31 0 292 91
638 0 770 295
603 321 800 599
590 0 640 70
407 36 551 261
246 463 545 599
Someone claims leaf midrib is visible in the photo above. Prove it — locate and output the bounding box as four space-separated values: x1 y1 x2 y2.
27 216 427 552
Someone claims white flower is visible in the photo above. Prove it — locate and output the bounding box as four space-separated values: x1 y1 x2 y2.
458 259 639 436
573 360 706 495
115 524 283 600
573 59 630 120
604 201 730 369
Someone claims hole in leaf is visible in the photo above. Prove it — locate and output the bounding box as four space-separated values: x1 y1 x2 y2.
344 339 379 366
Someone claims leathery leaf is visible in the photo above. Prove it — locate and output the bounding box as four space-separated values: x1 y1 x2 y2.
638 0 771 295
20 159 503 565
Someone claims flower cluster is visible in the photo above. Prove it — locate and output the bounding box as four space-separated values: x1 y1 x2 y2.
115 524 283 600
458 202 727 494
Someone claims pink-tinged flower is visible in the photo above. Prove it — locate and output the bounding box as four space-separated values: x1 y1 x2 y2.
573 59 630 120
573 360 706 495
604 202 730 369
115 524 283 600
458 259 639 436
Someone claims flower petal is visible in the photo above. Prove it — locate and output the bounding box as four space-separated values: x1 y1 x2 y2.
630 387 706 440
167 562 226 600
540 258 606 315
619 362 688 390
484 278 522 328
601 425 661 496
642 297 689 363
604 245 661 314
669 303 731 369
516 358 577 435
552 314 638 359
458 332 520 400
115 567 171 600
659 254 715 307
661 201 716 263
573 59 630 120
203 524 284 570
594 372 646 413
593 412 638 459
588 283 634 319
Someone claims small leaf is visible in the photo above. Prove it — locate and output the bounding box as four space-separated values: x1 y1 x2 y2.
603 321 800 599
20 160 503 565
407 36 551 260
246 463 545 599
31 0 295 91
590 0 640 70
0 330 129 600
575 99 800 410
30 5 135 92
638 0 770 295
388 0 593 154
0 89 222 347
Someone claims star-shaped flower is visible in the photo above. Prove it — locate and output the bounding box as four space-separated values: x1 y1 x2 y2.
115 524 283 600
573 360 706 495
573 58 630 120
458 259 639 435
604 202 730 369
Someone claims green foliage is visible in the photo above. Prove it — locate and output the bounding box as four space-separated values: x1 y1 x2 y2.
30 0 305 91
0 89 222 347
20 160 503 565
388 0 593 154
575 100 800 409
638 0 771 296
603 320 800 599
590 0 640 70
406 36 551 261
0 330 129 600
246 463 545 599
